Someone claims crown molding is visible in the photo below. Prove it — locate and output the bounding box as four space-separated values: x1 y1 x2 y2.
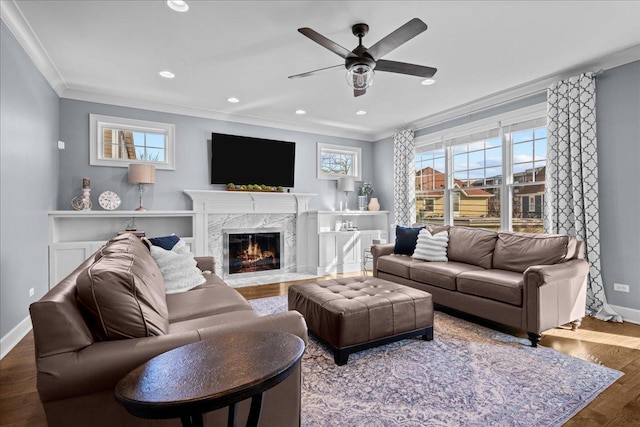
411 44 640 132
0 0 66 95
61 88 378 142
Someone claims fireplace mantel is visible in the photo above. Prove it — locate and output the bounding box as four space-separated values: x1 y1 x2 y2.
184 190 316 214
184 190 317 277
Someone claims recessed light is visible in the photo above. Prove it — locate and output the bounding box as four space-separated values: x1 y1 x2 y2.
227 97 240 103
159 70 175 79
295 109 306 115
421 78 436 85
166 0 189 12
356 110 367 115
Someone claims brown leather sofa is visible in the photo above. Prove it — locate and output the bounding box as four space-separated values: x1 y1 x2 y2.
372 225 589 346
30 234 308 427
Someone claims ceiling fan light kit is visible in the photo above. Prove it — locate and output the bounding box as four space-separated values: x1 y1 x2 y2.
290 18 437 97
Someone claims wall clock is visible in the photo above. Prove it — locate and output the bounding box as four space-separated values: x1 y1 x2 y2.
98 190 121 211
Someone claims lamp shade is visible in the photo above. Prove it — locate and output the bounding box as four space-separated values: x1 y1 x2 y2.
128 164 156 184
337 176 355 192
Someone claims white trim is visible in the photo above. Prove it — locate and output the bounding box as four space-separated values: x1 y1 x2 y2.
0 315 32 360
609 305 640 325
316 143 362 181
89 114 176 170
415 103 547 148
0 0 66 95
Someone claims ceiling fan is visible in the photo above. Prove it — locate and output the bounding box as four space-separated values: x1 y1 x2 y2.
288 18 437 97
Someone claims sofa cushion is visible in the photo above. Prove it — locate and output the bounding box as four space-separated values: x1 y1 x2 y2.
492 232 570 273
410 261 484 291
394 225 425 255
376 254 420 277
166 278 254 323
447 226 498 269
457 269 524 306
76 235 169 341
150 239 206 294
412 229 449 262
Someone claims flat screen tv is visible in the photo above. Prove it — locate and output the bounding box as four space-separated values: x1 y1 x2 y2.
211 133 296 188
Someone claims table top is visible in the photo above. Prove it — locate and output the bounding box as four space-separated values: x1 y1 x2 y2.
114 331 305 420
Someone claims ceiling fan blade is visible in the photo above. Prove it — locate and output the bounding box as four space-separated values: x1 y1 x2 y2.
354 88 366 97
375 59 437 78
366 18 428 60
298 28 357 59
288 64 344 79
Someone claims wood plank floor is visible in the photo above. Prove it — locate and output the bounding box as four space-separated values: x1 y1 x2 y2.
2 276 639 426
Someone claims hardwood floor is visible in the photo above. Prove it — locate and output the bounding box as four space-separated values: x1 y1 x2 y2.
2 276 639 426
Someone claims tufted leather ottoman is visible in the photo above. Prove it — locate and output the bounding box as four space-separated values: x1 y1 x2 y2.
288 276 433 365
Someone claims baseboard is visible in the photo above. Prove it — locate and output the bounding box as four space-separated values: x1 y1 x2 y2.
0 316 32 360
610 305 640 325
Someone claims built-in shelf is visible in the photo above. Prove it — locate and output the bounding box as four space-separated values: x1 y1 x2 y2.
48 210 196 288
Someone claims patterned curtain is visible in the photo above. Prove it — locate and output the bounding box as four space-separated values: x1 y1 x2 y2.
393 129 416 226
544 73 622 322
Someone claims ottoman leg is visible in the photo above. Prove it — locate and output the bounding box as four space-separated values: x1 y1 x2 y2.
422 326 433 341
334 349 349 366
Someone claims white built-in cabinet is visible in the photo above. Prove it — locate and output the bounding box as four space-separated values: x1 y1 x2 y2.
48 211 195 288
307 211 390 275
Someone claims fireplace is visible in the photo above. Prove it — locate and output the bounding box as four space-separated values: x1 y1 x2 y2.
223 228 283 277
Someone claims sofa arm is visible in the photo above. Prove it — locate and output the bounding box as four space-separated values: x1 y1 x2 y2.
195 256 216 273
371 243 395 277
36 330 202 403
196 311 308 344
523 259 589 334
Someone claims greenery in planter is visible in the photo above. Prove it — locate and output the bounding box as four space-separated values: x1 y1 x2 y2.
359 182 374 196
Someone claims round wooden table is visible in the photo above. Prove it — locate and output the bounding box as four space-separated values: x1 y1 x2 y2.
114 331 305 427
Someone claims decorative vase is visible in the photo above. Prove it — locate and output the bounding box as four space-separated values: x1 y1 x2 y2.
368 197 380 211
358 196 368 211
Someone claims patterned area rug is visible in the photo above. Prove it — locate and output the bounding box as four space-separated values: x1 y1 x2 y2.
250 296 622 427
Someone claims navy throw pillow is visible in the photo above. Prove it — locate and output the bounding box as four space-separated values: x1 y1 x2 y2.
394 225 425 255
148 234 180 250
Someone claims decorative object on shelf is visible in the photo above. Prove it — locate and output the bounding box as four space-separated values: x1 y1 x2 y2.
226 183 284 192
129 164 156 211
98 190 121 211
337 176 355 211
71 177 92 210
358 182 374 210
368 197 380 211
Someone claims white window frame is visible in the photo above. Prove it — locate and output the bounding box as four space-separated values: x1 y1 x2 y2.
414 103 547 231
89 114 176 170
316 142 362 180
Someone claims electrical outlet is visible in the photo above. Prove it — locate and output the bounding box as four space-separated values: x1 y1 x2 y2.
29 287 35 297
57 140 65 150
614 283 630 293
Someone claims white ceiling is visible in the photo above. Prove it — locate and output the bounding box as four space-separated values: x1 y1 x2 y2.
3 0 640 141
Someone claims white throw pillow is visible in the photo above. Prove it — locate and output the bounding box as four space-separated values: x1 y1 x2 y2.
412 229 449 262
150 239 206 294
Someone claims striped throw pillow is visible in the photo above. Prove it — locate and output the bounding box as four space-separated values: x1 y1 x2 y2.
412 229 449 262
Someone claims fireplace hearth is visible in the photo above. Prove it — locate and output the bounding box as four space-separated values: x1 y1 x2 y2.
223 228 283 276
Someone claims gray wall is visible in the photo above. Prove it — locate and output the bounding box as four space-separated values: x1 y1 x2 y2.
59 99 374 212
0 22 59 338
596 60 640 311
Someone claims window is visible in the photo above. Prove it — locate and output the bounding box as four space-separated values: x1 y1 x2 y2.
90 114 175 169
414 106 546 233
317 143 362 180
415 149 445 224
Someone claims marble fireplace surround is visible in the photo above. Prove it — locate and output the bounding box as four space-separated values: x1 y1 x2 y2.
184 190 317 286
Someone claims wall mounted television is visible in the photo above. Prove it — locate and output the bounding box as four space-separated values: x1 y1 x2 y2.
210 133 296 188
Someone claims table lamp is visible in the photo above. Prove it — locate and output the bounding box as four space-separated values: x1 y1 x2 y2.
337 176 355 211
129 164 156 211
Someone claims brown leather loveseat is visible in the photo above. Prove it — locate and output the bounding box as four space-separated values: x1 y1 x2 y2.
373 225 589 346
30 234 307 426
